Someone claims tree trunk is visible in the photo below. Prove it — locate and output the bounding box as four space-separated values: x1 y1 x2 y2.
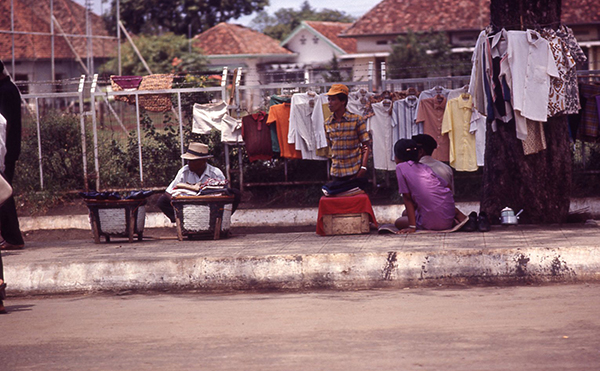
481 0 571 224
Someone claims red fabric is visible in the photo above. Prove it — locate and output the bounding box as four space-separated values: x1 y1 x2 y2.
316 194 378 236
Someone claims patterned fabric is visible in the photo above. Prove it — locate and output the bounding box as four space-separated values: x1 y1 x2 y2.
324 110 370 178
521 119 547 155
541 28 576 117
579 83 600 139
110 75 143 104
138 74 173 112
556 25 587 114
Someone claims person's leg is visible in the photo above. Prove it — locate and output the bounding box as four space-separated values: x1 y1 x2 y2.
0 165 24 247
394 216 410 229
227 188 241 214
156 193 176 223
0 250 6 314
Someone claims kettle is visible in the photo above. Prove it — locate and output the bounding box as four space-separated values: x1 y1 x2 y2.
500 207 523 225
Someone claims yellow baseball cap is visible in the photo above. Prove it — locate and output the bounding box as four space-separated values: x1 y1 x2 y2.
326 84 349 96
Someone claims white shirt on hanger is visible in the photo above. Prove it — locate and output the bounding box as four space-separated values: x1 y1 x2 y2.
501 30 559 139
310 93 331 151
368 100 396 171
289 94 327 161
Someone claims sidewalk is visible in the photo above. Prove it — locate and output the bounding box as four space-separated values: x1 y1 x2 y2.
4 202 600 296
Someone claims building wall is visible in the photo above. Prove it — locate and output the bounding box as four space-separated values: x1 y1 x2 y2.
285 29 341 65
356 36 395 53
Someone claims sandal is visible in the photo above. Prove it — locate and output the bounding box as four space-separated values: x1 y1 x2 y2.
0 241 24 250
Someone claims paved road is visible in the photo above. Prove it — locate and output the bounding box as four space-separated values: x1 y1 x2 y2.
2 283 599 370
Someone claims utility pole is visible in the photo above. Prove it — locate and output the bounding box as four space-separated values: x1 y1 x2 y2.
481 0 571 224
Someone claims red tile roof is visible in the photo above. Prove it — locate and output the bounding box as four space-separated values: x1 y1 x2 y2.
0 0 116 60
193 23 293 56
341 0 600 37
304 21 356 54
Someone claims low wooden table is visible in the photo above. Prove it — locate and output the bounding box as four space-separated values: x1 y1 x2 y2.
84 198 147 243
171 195 235 241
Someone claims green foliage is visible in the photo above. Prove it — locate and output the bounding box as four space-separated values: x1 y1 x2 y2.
251 1 355 41
388 30 460 79
104 0 268 36
99 33 207 76
16 113 85 192
320 54 347 82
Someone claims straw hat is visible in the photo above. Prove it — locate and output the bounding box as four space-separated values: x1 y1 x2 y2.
181 142 213 160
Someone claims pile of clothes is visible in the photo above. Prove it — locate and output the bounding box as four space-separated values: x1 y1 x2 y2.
171 178 230 197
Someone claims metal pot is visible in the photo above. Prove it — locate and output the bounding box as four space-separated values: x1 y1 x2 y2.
500 207 523 225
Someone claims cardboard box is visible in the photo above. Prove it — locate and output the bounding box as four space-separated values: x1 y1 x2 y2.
321 212 370 235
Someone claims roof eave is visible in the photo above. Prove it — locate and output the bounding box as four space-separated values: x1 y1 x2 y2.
207 53 297 59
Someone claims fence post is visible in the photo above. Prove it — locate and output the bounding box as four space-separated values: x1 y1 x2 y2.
135 92 143 187
90 74 100 190
78 74 89 192
368 61 374 93
35 97 44 190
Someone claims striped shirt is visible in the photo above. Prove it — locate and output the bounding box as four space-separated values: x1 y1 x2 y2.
324 110 369 178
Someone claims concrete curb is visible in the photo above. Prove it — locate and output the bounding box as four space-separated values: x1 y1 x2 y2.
6 245 599 295
18 198 600 232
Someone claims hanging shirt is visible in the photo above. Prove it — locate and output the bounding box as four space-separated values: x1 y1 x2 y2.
289 93 326 161
442 94 478 172
579 83 600 139
310 94 333 154
267 103 302 159
502 30 559 123
242 112 272 162
541 28 576 117
416 95 449 162
416 86 451 115
220 114 243 144
392 96 421 160
469 29 491 116
556 25 587 114
470 109 487 167
268 95 291 154
192 101 228 134
368 100 396 171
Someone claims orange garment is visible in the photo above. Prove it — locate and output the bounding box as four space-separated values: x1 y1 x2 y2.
266 103 302 159
416 96 450 162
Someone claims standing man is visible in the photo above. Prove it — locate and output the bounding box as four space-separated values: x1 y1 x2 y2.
0 59 24 250
324 84 370 184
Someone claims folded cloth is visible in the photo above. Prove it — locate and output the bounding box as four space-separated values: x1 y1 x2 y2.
322 177 369 196
124 190 155 199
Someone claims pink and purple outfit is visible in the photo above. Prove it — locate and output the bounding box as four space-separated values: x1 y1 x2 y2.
396 161 455 230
